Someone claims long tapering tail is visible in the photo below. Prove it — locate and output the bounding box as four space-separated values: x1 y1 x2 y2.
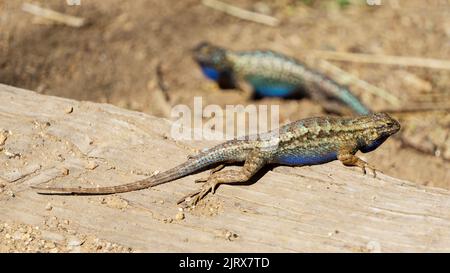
31 155 219 195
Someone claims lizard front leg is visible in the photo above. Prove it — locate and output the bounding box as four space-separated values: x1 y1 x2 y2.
337 148 377 178
179 149 267 206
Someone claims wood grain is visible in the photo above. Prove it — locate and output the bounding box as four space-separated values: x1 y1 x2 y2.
1 83 449 252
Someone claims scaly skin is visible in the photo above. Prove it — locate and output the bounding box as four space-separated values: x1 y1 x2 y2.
32 113 400 206
193 41 371 115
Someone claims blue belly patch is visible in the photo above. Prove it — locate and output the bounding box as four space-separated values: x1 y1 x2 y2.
275 152 337 165
248 77 297 97
254 85 297 97
360 136 388 153
201 66 220 81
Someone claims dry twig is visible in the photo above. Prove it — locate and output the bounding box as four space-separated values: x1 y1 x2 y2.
202 0 279 27
315 59 401 106
312 50 450 70
22 3 86 27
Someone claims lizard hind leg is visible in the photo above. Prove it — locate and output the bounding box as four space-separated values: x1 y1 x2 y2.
179 149 267 206
337 152 377 178
183 170 249 206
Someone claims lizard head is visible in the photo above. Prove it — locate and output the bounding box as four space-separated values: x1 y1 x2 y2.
358 112 401 153
192 41 230 71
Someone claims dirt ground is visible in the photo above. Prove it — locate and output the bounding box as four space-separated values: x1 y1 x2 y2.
0 0 449 252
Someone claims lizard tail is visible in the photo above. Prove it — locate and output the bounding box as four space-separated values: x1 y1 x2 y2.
337 88 371 115
302 67 371 115
31 156 219 195
31 177 158 195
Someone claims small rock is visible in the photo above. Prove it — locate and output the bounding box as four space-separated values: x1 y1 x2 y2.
224 231 238 241
65 106 74 114
61 168 69 176
163 218 173 224
13 231 23 240
67 237 83 247
105 242 113 251
44 242 56 249
102 196 128 210
45 203 53 211
0 133 7 146
175 212 185 221
4 150 20 158
85 161 99 170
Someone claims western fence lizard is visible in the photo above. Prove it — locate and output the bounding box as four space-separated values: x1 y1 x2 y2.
193 41 371 115
32 113 399 205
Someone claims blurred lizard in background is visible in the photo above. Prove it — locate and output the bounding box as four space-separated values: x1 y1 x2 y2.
193 41 371 115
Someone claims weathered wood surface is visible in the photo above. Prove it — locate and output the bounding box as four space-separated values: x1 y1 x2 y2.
1 83 450 252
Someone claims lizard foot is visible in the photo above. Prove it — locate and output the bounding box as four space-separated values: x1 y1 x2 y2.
177 180 219 207
361 163 377 178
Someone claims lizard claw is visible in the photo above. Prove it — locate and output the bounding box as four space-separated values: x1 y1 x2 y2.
178 180 219 207
362 164 377 178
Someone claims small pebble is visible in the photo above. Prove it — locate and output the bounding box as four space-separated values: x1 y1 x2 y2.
45 242 56 249
12 231 23 240
65 106 74 114
105 242 113 251
61 168 69 176
0 133 7 146
67 237 82 247
175 212 185 221
45 203 53 211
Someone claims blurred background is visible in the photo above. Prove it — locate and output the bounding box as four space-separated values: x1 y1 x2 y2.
0 0 448 187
